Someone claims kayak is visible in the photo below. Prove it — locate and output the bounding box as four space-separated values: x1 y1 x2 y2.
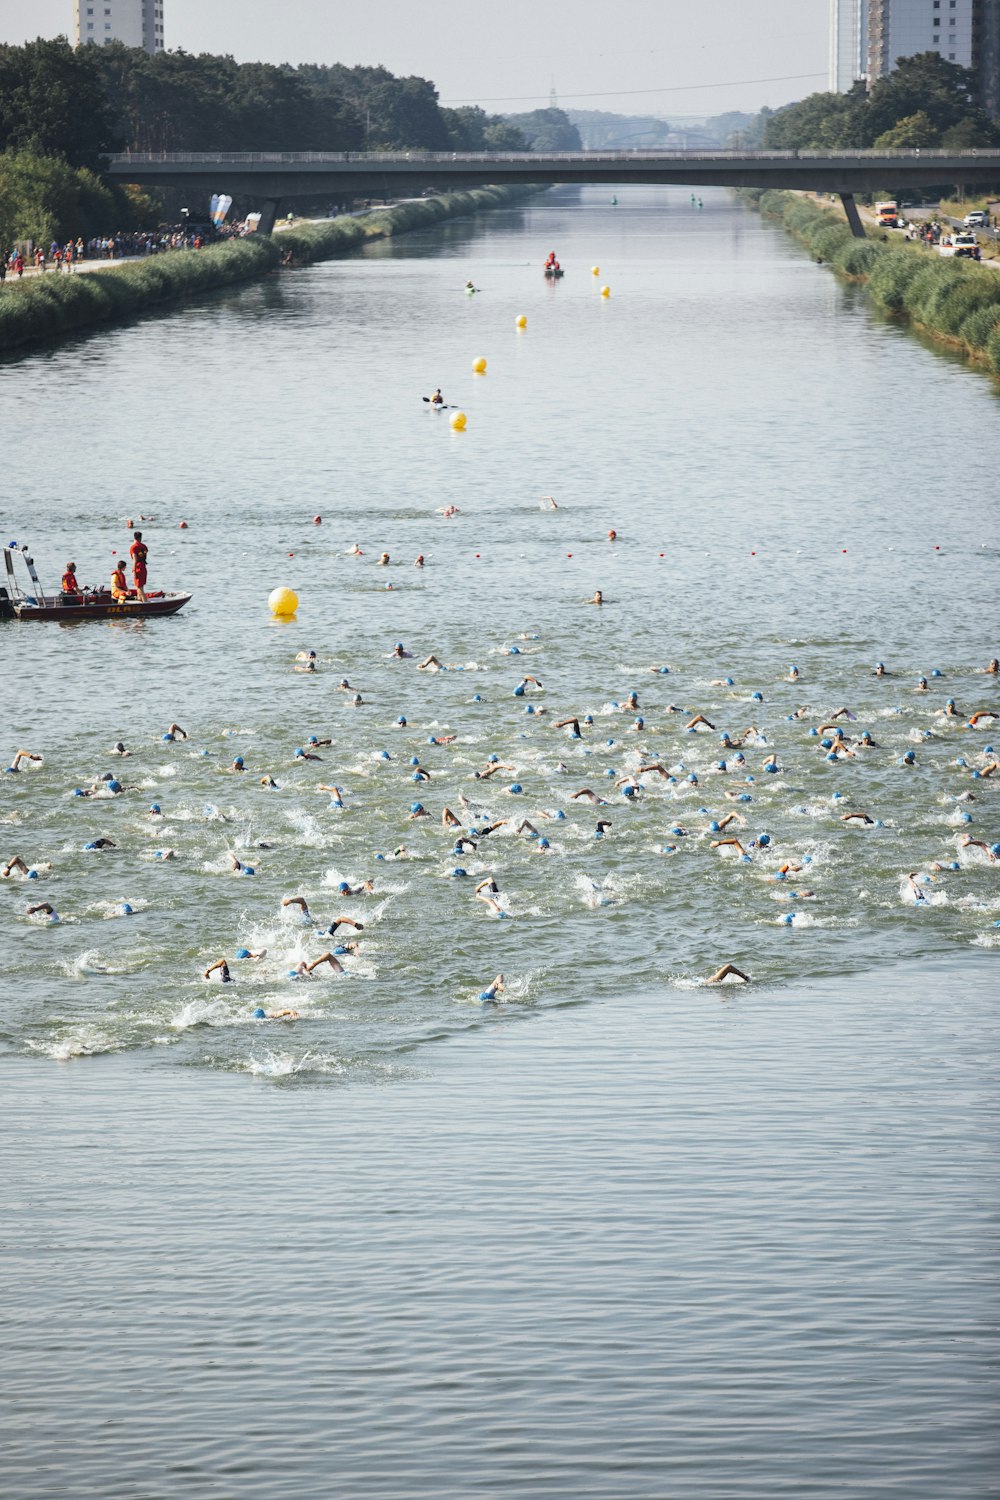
544 267 564 278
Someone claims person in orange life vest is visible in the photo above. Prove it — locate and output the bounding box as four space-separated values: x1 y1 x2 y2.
61 562 80 596
111 562 129 601
129 531 148 601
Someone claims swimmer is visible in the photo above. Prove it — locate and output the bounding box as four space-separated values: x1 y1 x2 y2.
229 756 247 772
587 591 604 606
475 821 508 839
685 714 715 731
163 723 187 741
514 675 543 696
711 837 747 856
392 643 413 659
322 916 365 935
636 763 671 779
595 819 612 836
414 555 425 568
204 958 233 982
350 694 364 707
336 678 354 691
554 717 582 738
153 848 176 860
109 741 130 757
2 856 30 878
228 854 255 876
840 811 875 825
408 804 430 819
259 776 279 789
571 788 609 804
959 835 997 861
540 496 558 510
7 750 43 773
873 663 888 678
512 819 539 836
942 700 961 718
294 748 323 762
257 1007 301 1019
607 529 617 542
377 552 390 566
968 710 999 727
475 879 505 916
475 762 514 781
347 543 363 556
437 505 460 518
282 894 313 921
418 655 444 671
906 873 928 903
297 951 345 975
84 838 116 850
294 655 317 673
714 813 746 831
705 963 750 985
915 676 928 692
295 650 316 662
427 734 457 746
984 659 999 674
441 807 462 827
453 835 478 853
786 666 800 682
26 902 59 922
479 974 505 1001
336 879 375 896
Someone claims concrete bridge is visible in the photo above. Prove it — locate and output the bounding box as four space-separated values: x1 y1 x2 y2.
107 149 1000 236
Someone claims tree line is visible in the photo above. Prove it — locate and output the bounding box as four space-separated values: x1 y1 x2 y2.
743 53 1000 151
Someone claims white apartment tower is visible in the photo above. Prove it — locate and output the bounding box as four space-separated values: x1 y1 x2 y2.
830 0 869 91
867 0 975 80
74 0 164 54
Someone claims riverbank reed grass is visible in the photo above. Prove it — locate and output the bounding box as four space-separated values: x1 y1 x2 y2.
0 184 538 355
752 189 1000 375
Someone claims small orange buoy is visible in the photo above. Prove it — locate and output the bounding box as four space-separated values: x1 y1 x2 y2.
179 521 188 529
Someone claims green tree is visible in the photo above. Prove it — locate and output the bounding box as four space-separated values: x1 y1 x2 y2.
503 109 581 151
873 110 940 147
0 38 119 169
0 149 118 246
866 52 982 140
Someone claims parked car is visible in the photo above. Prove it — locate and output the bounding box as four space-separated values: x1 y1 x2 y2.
964 210 989 228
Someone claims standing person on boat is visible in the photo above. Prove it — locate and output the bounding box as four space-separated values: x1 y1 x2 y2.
129 531 148 602
110 561 129 601
545 251 557 268
61 563 80 596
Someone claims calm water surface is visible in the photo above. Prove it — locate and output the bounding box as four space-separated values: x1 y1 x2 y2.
1 187 997 1496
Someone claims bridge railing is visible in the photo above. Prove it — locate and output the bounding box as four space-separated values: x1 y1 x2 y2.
108 148 1000 166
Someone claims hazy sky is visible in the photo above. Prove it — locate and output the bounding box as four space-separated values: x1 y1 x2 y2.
0 0 829 116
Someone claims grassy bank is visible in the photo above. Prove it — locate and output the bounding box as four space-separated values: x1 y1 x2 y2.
0 184 541 355
744 189 1000 376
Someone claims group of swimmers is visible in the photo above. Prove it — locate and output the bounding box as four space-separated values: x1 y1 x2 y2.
4 639 997 1026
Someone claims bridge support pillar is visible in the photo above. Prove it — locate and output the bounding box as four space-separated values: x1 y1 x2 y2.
840 193 866 239
257 199 283 236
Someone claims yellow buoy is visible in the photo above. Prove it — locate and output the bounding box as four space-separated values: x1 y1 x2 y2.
592 265 600 275
516 314 527 329
600 285 611 298
472 356 487 374
268 586 298 617
450 411 467 431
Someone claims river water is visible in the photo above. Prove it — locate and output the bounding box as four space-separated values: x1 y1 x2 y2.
1 186 998 1496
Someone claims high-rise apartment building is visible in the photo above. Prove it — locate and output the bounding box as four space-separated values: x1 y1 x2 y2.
830 0 869 92
830 0 999 114
73 1 164 55
867 0 975 79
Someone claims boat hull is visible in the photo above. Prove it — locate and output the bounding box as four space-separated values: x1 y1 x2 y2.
10 591 192 622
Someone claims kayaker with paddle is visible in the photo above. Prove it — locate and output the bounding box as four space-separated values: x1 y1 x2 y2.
429 389 444 407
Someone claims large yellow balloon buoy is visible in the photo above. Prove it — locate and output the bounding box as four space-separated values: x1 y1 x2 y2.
268 586 298 617
600 285 611 298
592 265 600 275
450 411 467 431
515 314 527 329
472 356 487 374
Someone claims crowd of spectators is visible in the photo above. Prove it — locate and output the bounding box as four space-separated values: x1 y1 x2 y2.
0 223 238 283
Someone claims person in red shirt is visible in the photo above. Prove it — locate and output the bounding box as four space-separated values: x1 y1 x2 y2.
61 562 80 596
129 531 148 601
111 562 129 601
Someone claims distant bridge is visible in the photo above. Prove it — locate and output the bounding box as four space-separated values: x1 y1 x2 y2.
107 149 1000 237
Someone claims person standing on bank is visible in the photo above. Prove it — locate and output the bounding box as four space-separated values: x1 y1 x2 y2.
130 531 148 602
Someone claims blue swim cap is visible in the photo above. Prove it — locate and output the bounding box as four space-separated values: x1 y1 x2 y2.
820 738 832 749
716 761 726 771
84 841 97 850
514 685 525 697
380 750 391 759
781 913 794 925
510 645 520 655
242 866 255 876
236 948 251 960
411 772 423 782
509 783 523 794
397 716 407 726
120 903 133 914
525 704 535 715
826 752 838 762
108 780 122 793
961 811 973 823
451 867 467 877
253 1008 266 1019
554 810 566 819
295 748 305 758
162 733 172 741
584 715 594 725
710 820 721 832
27 869 38 879
659 666 670 674
606 739 615 747
410 802 423 813
374 852 385 861
991 844 1000 856
539 838 550 848
932 669 942 677
688 773 698 783
334 944 348 954
234 756 244 767
775 870 786 880
337 880 350 892
472 694 483 702
758 834 771 846
738 793 752 803
409 756 420 766
308 736 319 744
396 642 404 649
623 785 636 797
752 692 763 702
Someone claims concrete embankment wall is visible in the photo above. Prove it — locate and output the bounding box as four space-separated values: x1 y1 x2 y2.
0 185 542 357
743 189 1000 377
